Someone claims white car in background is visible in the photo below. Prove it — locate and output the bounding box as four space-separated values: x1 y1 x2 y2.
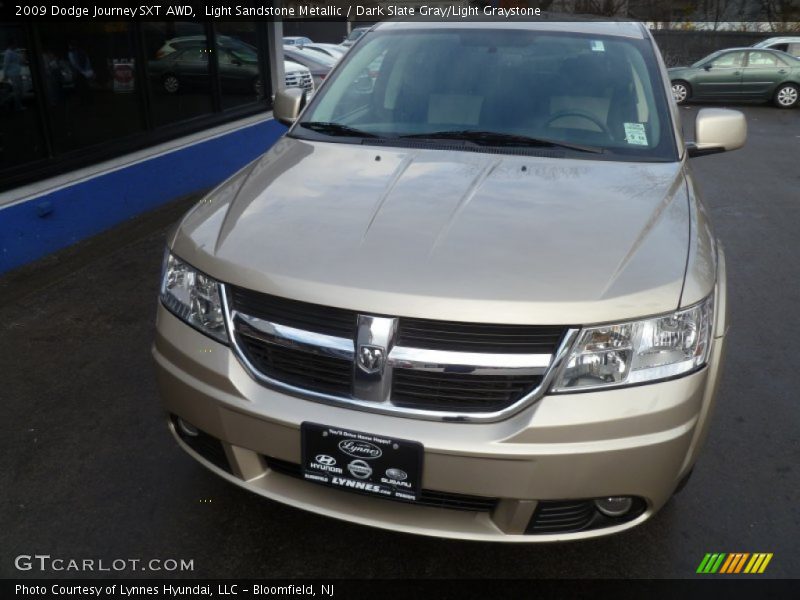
753 36 800 57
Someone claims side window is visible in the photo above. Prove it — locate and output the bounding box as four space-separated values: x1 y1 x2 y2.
713 52 744 67
788 44 800 57
769 43 788 52
748 52 778 67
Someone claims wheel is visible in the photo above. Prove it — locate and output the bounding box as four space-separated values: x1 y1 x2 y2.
671 81 690 105
162 74 180 94
774 83 798 108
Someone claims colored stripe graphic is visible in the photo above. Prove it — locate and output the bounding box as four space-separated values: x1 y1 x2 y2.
699 553 773 574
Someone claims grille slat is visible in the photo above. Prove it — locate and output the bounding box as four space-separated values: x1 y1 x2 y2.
397 318 567 354
392 368 542 411
527 500 596 533
230 286 357 338
239 338 351 396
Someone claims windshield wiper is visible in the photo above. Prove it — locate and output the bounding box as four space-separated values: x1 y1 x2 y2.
399 130 604 154
298 121 378 138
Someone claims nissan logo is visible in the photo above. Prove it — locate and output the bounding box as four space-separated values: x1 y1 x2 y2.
347 460 373 479
338 439 383 459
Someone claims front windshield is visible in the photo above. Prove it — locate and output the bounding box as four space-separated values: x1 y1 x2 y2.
296 28 676 161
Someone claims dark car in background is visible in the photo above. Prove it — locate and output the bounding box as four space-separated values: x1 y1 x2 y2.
669 47 800 108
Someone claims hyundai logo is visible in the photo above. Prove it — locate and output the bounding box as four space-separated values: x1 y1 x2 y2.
338 439 383 459
357 344 385 374
315 454 336 466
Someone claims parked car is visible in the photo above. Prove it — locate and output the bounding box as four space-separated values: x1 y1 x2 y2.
753 36 800 57
283 36 312 47
301 43 346 61
148 45 313 98
156 20 743 542
341 26 370 48
156 35 255 59
284 45 336 88
669 47 800 108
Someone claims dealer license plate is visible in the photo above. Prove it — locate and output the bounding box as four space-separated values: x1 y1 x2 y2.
301 422 423 502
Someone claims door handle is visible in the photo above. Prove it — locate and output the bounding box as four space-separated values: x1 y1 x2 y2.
733 71 740 76
778 69 787 74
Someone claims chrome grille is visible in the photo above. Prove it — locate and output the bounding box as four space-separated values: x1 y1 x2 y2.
224 285 576 421
284 71 314 94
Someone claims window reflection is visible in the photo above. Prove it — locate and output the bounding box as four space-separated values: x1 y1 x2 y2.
38 23 143 154
144 22 213 126
215 23 264 109
0 24 46 169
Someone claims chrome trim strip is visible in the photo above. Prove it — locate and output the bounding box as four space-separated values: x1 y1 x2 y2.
222 284 581 423
233 311 354 361
389 347 549 376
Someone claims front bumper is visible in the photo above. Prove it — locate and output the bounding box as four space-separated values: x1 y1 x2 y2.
152 301 725 542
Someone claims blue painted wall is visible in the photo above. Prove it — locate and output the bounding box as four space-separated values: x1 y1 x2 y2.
0 118 287 275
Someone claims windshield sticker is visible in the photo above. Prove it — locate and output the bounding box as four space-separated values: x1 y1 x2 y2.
591 40 605 52
624 123 648 145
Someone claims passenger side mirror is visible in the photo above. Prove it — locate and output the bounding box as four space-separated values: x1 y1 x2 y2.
273 87 306 126
687 108 747 158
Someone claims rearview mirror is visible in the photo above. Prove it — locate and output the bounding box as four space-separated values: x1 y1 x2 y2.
687 108 746 158
273 87 306 126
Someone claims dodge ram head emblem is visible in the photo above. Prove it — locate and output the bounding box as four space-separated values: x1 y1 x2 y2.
357 345 385 374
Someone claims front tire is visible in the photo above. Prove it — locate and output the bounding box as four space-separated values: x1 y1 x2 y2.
671 80 690 105
774 83 798 108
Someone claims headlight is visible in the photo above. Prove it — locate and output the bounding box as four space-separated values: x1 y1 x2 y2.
160 252 227 343
552 295 714 392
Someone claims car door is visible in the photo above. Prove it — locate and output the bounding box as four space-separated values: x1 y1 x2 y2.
742 51 789 98
693 51 745 98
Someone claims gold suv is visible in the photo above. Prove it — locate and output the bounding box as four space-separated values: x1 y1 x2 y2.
153 21 745 541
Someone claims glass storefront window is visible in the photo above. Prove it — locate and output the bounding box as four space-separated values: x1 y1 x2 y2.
0 23 46 169
143 22 214 127
38 22 144 154
215 22 265 109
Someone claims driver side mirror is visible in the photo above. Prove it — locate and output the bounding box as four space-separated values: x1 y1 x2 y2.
687 108 746 158
703 63 712 70
273 87 307 126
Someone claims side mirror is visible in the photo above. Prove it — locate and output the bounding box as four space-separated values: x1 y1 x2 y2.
703 64 712 71
687 108 747 158
273 87 306 126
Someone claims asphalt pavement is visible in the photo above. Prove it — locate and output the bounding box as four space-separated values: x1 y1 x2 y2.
1 104 798 579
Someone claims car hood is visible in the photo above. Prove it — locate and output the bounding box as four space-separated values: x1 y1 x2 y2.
172 138 691 325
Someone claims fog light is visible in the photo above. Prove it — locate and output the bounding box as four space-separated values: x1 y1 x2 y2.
177 418 199 437
594 496 634 517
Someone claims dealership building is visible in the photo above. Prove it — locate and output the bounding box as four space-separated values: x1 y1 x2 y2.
0 19 291 274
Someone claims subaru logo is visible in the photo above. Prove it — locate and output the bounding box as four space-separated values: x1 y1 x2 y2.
385 468 407 481
315 454 336 466
357 345 385 373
